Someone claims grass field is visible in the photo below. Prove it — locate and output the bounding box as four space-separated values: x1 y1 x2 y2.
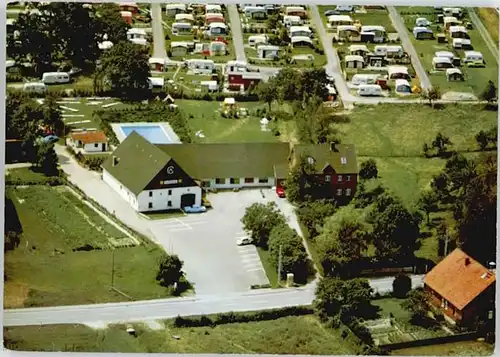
318 6 396 33
399 8 499 95
337 104 498 157
4 316 362 354
5 167 52 183
176 99 280 143
476 8 499 47
4 184 175 308
392 340 495 355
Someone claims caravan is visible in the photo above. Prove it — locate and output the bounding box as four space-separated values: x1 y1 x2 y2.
23 82 48 93
172 22 192 35
42 72 70 84
357 84 382 96
351 74 379 86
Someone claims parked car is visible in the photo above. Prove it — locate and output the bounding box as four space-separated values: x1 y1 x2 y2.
37 135 59 145
276 187 286 198
324 9 340 16
236 237 253 246
184 205 207 213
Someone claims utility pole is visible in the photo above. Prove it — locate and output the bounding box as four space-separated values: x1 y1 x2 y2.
277 245 282 286
111 249 115 288
444 231 449 257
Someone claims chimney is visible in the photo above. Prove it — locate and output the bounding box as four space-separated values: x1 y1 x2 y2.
465 257 471 266
330 142 339 152
112 156 118 167
488 261 496 273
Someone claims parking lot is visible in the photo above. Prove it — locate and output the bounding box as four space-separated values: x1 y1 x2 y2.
148 189 298 296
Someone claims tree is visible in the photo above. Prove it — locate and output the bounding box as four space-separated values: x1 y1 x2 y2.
265 15 280 31
370 194 421 261
95 3 130 43
418 189 439 224
268 224 310 283
95 41 151 99
241 202 286 248
41 93 64 135
401 288 430 323
431 132 452 157
256 81 278 111
316 206 370 277
480 80 497 103
392 274 412 298
4 232 21 253
156 254 184 287
296 199 336 238
35 142 59 176
285 153 325 202
476 130 490 150
314 277 345 321
341 278 373 319
359 159 378 180
420 87 441 108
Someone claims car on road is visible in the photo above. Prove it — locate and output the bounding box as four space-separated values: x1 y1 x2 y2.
37 135 59 145
184 205 207 213
236 237 253 246
276 186 286 198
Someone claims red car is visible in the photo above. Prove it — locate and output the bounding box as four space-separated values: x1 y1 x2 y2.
276 187 286 198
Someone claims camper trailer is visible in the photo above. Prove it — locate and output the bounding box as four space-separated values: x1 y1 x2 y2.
283 15 303 27
443 7 463 18
374 45 404 58
443 16 460 30
449 26 468 39
360 26 386 43
205 13 225 24
463 51 484 66
432 56 454 70
42 72 70 84
387 66 411 80
351 74 379 86
348 44 370 56
248 35 269 47
285 6 307 19
172 22 192 35
291 36 313 47
166 3 186 16
244 6 267 19
416 17 431 27
394 79 412 94
289 26 312 38
206 4 222 13
337 25 360 40
357 84 382 96
23 82 48 93
345 55 364 69
413 27 434 39
175 13 194 23
328 15 354 28
185 59 216 74
452 38 472 50
208 22 227 35
257 45 279 59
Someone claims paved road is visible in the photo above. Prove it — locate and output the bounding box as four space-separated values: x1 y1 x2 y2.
150 2 167 59
4 275 424 327
468 8 499 64
5 163 32 170
227 5 246 62
387 6 432 91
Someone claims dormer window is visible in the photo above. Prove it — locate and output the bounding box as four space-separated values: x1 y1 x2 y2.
307 156 315 165
341 157 347 165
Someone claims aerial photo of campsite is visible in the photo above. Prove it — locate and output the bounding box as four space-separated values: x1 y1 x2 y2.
3 2 498 355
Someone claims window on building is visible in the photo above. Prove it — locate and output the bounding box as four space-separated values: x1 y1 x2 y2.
346 175 351 182
258 178 269 183
346 188 351 196
215 178 225 184
149 191 153 197
230 178 240 184
244 177 254 183
148 202 153 209
341 157 347 164
336 188 342 196
338 175 343 182
325 175 331 182
168 190 172 195
168 201 172 207
94 143 99 148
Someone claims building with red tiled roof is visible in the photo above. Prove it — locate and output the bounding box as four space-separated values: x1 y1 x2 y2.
67 130 109 153
424 248 496 326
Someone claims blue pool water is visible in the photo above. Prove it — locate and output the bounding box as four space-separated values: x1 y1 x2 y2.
120 125 171 144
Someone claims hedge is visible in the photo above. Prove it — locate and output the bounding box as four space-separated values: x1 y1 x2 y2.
5 176 64 187
171 306 314 328
65 146 107 172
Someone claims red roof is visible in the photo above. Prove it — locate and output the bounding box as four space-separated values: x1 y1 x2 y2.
424 248 496 310
70 131 108 144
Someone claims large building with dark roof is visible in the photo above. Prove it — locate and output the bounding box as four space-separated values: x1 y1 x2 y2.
102 131 358 212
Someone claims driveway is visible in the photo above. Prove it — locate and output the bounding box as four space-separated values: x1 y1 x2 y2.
151 2 166 59
227 5 246 62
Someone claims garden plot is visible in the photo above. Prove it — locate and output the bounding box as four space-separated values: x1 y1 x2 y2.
399 7 498 97
10 185 136 251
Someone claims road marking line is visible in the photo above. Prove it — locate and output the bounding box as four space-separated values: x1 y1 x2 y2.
175 219 190 229
246 268 264 272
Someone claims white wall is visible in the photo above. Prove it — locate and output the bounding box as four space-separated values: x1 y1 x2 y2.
102 169 139 211
83 142 107 152
137 186 202 212
203 177 275 189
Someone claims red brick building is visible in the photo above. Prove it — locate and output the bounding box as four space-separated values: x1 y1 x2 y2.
424 248 496 326
227 71 262 90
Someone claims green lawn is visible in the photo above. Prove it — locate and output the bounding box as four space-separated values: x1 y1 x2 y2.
476 8 499 47
337 104 497 157
318 6 396 33
256 247 279 288
372 298 411 320
5 167 53 183
392 340 495 356
399 8 499 95
4 316 362 354
176 99 280 143
4 185 176 308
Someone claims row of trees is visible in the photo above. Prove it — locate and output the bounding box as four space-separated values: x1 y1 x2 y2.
241 202 312 283
421 81 497 108
8 3 130 75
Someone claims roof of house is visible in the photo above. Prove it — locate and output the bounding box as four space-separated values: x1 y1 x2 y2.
71 131 108 144
103 132 292 194
424 248 496 310
292 143 358 174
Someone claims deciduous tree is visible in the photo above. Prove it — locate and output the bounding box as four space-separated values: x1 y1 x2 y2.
418 189 439 224
401 288 430 323
392 274 412 298
35 142 59 176
359 159 378 180
296 199 336 238
241 202 286 248
156 254 184 287
420 87 441 108
480 80 497 103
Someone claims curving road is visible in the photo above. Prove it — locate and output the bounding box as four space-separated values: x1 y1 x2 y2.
4 275 424 327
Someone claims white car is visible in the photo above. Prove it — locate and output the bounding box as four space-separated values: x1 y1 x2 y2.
237 237 253 246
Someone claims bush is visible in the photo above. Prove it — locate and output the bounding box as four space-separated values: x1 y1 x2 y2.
392 274 412 298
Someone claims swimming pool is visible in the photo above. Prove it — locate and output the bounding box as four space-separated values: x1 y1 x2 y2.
120 124 172 144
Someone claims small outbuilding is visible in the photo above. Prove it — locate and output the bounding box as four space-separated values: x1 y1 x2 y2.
446 68 464 81
67 130 109 153
120 11 133 25
149 57 167 72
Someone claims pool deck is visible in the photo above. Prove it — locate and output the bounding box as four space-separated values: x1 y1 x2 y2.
111 122 182 144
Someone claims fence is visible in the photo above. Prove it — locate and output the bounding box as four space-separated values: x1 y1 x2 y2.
381 331 480 350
